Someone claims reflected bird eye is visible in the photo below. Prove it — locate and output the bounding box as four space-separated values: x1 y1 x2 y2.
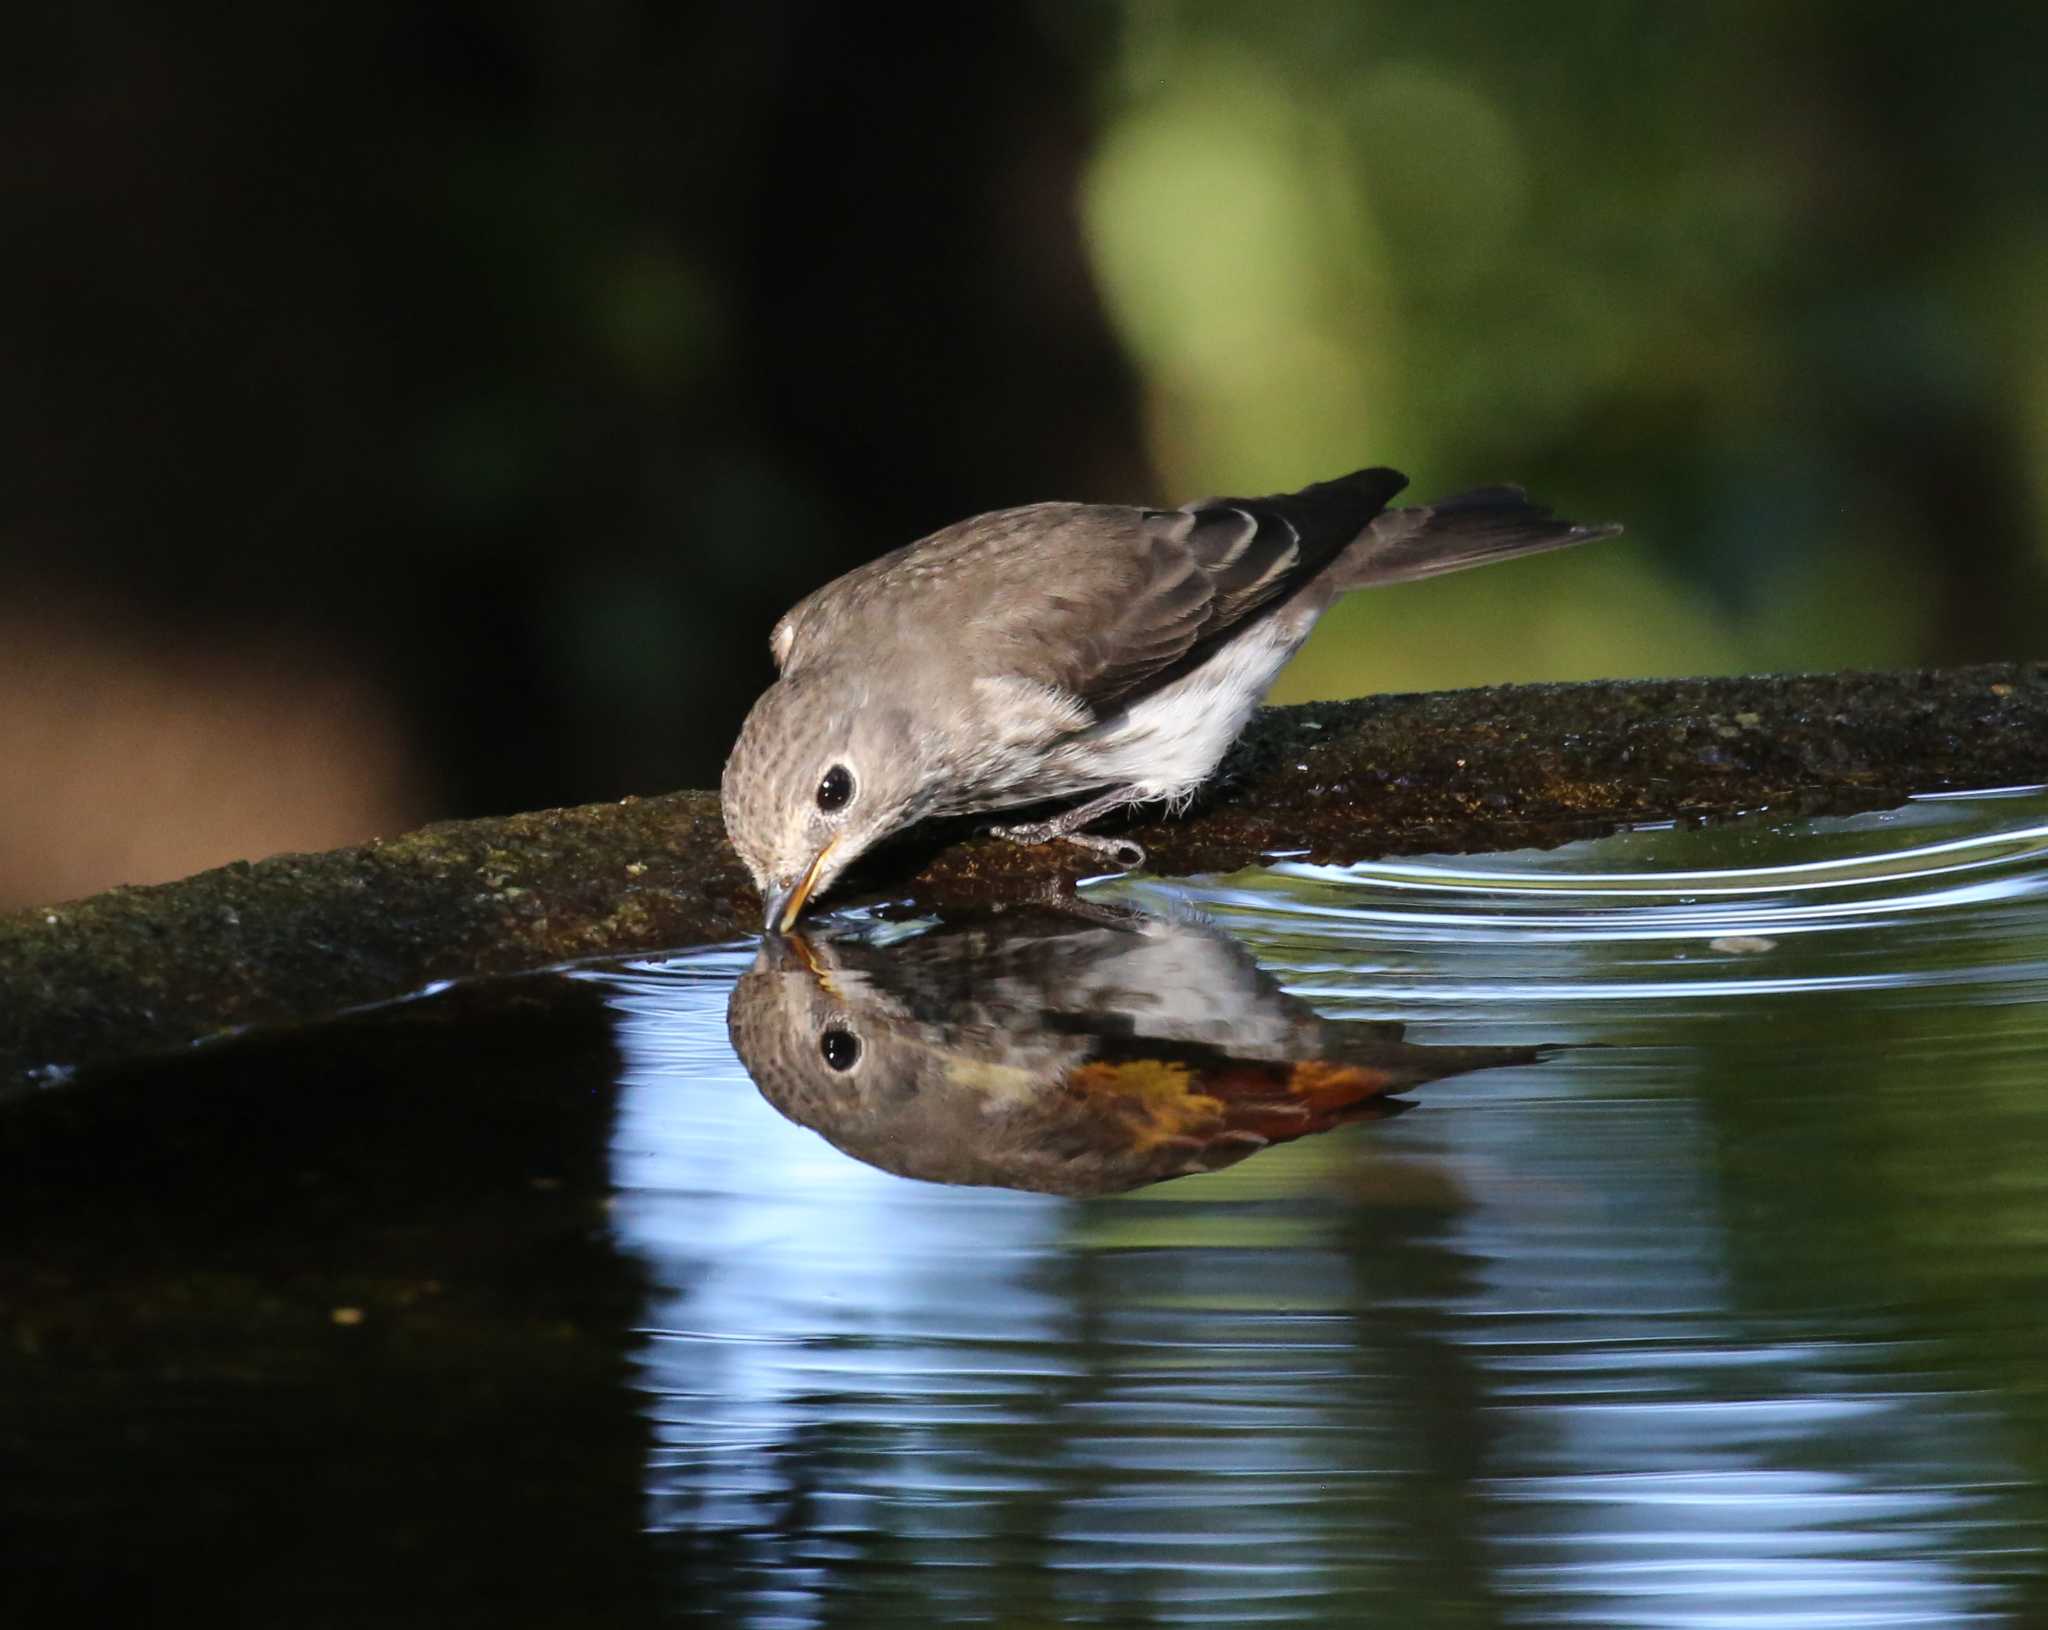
819 1025 861 1072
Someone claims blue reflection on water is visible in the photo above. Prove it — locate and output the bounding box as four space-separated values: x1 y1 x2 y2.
588 788 2048 1627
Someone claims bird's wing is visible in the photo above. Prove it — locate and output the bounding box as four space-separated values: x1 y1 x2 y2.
971 503 1249 713
1052 467 1412 711
768 468 1411 710
944 468 1413 715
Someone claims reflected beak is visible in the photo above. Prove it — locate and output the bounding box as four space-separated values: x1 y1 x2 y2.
763 837 837 934
752 930 841 999
753 930 819 975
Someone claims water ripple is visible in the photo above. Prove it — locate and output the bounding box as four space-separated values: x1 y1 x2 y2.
603 788 2048 1627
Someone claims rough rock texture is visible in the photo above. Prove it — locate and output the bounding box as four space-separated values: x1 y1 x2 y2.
4 662 2044 1088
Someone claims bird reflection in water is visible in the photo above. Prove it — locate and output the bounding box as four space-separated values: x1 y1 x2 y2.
726 904 1552 1197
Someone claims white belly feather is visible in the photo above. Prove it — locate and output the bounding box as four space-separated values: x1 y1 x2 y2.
938 605 1321 818
1063 611 1312 804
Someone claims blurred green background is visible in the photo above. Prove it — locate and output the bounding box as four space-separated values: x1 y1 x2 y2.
5 2 2045 905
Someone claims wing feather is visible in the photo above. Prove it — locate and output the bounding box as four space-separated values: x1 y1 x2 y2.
769 468 1415 716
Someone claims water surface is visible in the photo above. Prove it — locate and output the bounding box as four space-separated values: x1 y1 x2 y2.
5 790 2047 1626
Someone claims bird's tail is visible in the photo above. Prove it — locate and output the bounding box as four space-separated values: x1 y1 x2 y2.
1331 485 1620 592
1324 1033 1559 1091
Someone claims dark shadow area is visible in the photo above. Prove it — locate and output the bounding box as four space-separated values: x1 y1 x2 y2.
2 3 1146 906
0 980 664 1629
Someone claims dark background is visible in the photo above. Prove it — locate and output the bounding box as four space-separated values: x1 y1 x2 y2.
6 2 2046 907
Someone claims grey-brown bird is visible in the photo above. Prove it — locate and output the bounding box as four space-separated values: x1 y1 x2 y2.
722 466 1616 929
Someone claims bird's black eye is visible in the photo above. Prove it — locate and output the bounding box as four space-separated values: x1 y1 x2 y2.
819 1025 861 1072
816 763 855 813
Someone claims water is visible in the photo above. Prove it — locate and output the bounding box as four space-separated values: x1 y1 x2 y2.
5 790 2048 1626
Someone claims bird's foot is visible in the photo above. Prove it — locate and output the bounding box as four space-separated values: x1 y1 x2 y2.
989 820 1146 871
990 785 1149 871
1062 831 1148 870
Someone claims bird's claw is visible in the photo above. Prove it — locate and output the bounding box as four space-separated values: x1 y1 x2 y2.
1063 832 1147 870
990 821 1145 871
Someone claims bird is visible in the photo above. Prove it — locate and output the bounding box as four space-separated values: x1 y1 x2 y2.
727 902 1551 1196
722 466 1618 930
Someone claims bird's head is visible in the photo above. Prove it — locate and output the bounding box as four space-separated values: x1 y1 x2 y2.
721 669 930 931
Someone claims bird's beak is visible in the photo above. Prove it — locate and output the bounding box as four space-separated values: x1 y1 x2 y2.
764 837 838 934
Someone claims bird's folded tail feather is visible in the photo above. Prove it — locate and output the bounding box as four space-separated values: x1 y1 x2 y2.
1333 485 1621 592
